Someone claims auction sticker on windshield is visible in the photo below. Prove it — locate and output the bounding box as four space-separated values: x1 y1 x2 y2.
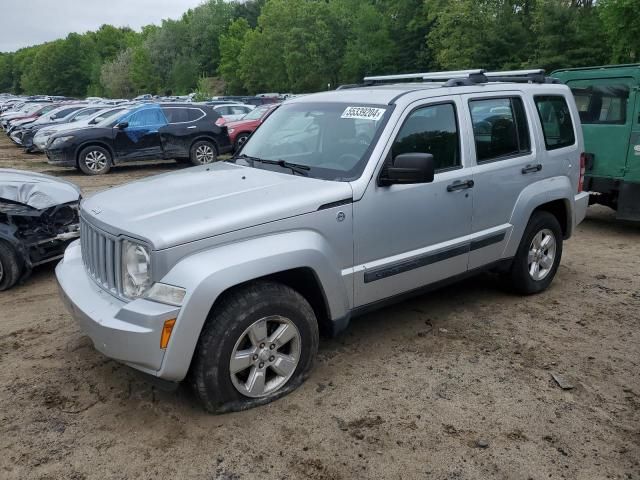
341 106 386 121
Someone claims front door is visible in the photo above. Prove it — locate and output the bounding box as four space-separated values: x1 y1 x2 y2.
114 108 166 161
353 99 473 307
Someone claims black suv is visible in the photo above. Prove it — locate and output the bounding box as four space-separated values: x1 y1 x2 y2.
45 103 232 175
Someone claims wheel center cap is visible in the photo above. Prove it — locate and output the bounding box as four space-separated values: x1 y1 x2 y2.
258 349 270 362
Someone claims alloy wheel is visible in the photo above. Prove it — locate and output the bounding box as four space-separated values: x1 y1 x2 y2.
195 144 215 164
229 315 301 398
527 228 556 281
84 150 107 172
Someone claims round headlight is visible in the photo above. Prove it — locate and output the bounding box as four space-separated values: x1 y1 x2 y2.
122 240 152 298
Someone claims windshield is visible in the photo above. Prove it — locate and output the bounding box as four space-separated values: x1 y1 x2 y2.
239 102 391 181
243 105 272 121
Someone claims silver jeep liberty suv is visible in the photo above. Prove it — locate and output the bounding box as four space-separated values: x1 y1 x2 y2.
57 69 590 412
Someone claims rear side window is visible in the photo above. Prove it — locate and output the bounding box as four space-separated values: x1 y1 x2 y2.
162 108 189 123
570 84 629 124
187 108 205 121
469 97 531 162
392 103 460 171
534 95 576 150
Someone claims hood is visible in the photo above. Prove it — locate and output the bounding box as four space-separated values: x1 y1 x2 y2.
225 118 259 129
39 120 91 136
82 162 353 250
0 168 81 210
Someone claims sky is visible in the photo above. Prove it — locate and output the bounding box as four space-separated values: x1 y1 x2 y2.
1 0 205 53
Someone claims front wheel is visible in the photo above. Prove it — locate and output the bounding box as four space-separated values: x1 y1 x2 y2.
508 211 563 295
78 146 112 175
0 241 22 291
190 140 217 166
190 281 319 413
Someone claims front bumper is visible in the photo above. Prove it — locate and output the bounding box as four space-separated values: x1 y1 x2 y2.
56 241 180 376
46 145 76 166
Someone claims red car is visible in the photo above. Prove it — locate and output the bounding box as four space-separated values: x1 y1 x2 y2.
225 103 280 151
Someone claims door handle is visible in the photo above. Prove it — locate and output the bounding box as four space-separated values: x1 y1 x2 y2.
187 126 197 129
446 180 474 192
522 164 542 174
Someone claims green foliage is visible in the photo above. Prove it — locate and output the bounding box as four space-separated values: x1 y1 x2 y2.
0 0 633 97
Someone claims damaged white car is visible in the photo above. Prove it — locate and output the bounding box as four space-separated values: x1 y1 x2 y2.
0 169 80 290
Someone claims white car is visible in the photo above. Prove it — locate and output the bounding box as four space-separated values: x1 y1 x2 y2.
211 103 255 123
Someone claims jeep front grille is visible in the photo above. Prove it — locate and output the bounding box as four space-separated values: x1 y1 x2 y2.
80 216 121 295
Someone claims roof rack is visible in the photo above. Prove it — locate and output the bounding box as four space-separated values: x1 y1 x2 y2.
362 68 559 87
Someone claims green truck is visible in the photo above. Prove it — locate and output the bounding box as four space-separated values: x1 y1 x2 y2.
552 64 640 221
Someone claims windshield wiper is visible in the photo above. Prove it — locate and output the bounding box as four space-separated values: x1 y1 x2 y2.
229 154 310 176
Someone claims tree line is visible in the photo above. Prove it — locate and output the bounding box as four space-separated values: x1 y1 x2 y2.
0 0 637 98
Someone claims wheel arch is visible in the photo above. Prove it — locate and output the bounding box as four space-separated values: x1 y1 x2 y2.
155 231 350 381
504 176 574 258
75 141 115 166
190 135 220 154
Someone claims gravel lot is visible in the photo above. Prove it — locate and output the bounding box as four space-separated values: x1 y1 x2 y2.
1 136 639 480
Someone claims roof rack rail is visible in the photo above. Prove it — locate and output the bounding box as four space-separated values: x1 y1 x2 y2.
362 68 559 87
363 69 487 83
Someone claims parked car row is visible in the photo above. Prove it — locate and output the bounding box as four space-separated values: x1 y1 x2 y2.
0 94 282 175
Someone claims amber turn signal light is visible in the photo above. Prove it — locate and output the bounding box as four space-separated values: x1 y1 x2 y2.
160 318 176 349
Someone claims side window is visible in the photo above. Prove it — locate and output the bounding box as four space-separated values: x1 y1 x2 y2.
469 97 531 163
570 84 629 124
128 109 166 128
231 106 249 115
162 108 189 124
217 106 230 115
187 108 205 122
391 103 460 171
534 95 576 150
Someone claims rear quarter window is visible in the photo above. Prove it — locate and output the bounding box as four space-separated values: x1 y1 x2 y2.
534 95 576 150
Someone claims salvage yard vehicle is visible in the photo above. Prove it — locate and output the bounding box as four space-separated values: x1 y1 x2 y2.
56 69 589 412
0 169 80 291
32 106 127 153
46 103 232 175
210 103 254 124
552 64 640 221
10 103 88 150
225 103 280 151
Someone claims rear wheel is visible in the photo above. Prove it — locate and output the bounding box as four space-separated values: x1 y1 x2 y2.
190 281 319 413
508 211 563 295
78 146 112 175
190 140 217 166
0 241 21 291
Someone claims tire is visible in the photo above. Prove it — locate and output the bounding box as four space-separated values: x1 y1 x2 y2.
0 241 22 291
190 281 319 413
508 211 563 295
78 146 112 175
234 133 249 152
190 140 217 166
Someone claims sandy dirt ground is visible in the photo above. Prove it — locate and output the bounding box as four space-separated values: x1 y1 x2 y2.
0 135 638 480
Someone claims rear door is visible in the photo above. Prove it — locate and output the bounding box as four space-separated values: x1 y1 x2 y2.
160 107 207 158
625 87 640 183
462 92 538 269
567 77 636 179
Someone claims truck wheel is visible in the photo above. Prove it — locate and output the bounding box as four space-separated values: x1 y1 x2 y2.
190 281 319 413
190 140 217 165
78 146 112 175
509 211 563 295
0 241 22 291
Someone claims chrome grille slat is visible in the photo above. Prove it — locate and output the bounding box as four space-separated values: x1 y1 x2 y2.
80 216 121 297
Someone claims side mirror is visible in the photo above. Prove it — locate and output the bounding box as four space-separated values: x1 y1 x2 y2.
380 153 435 186
116 121 129 129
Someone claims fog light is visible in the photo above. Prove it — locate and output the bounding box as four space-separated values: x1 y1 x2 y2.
160 319 176 349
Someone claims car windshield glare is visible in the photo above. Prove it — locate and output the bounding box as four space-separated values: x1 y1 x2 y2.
240 102 390 181
243 106 270 120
